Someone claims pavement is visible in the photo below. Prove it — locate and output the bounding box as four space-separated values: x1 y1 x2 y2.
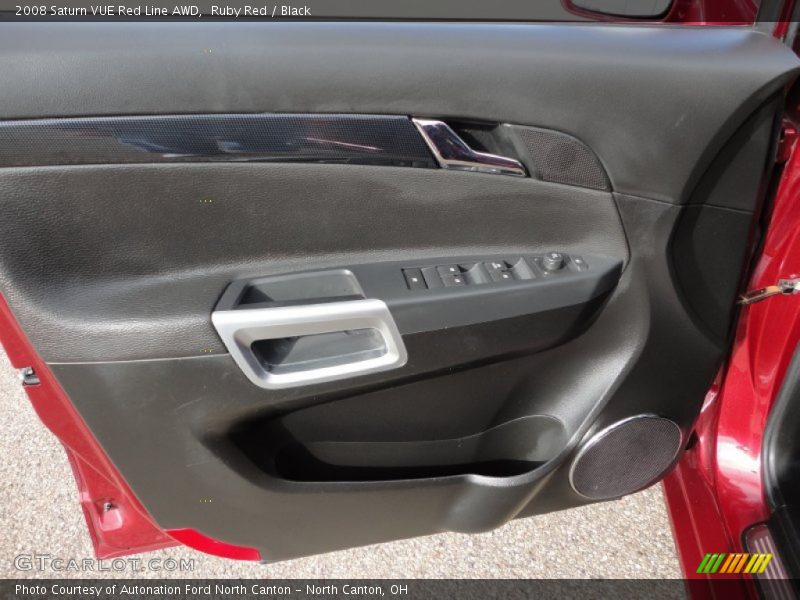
0 347 682 580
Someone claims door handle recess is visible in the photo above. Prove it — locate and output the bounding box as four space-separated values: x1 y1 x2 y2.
412 119 526 177
212 298 408 390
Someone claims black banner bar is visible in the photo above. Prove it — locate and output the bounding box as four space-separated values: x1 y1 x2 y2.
0 578 763 600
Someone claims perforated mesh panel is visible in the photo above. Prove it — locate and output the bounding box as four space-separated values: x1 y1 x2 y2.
570 416 681 500
513 126 610 191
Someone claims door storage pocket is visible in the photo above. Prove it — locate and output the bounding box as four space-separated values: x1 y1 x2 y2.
241 415 567 482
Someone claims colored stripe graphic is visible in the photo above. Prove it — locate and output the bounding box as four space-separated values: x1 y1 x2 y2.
697 554 712 573
757 554 773 574
697 553 773 575
720 554 736 573
735 554 748 573
736 554 750 573
726 554 744 574
710 554 726 573
698 554 724 573
745 555 761 574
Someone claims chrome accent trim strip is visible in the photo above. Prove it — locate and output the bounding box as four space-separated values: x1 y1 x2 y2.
412 118 526 177
212 298 408 390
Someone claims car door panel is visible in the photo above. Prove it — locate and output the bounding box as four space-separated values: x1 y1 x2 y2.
1 22 797 561
0 164 627 363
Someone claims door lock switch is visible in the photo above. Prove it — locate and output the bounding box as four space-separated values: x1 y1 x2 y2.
403 268 427 290
568 256 589 271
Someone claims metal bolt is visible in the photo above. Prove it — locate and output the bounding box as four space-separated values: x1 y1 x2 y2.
18 367 39 385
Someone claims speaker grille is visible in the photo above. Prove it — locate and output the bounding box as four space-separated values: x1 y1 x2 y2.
570 416 682 500
513 126 609 191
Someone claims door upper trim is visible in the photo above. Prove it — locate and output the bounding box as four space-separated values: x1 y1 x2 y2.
0 113 437 169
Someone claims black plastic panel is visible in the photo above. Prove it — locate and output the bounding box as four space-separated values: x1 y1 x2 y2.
0 114 437 168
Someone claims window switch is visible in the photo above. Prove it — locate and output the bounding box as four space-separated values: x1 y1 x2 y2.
463 263 490 285
441 273 467 287
422 266 444 288
437 264 461 277
510 258 535 280
403 268 427 290
484 260 508 273
489 269 515 283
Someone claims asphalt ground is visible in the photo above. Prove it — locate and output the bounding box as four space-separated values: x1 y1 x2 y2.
0 347 682 580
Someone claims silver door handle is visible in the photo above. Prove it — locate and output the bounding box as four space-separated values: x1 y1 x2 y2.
412 119 526 177
212 298 407 390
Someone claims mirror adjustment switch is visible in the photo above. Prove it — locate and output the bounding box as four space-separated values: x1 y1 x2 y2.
542 252 565 272
403 268 427 290
441 273 467 287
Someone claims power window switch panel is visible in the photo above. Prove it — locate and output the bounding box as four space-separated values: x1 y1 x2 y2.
403 268 427 290
441 273 467 287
